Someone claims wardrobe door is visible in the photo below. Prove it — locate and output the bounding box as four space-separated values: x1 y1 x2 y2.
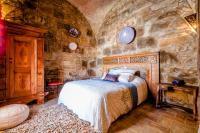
9 36 37 98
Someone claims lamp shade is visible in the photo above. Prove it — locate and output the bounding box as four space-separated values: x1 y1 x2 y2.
68 42 77 50
118 26 136 44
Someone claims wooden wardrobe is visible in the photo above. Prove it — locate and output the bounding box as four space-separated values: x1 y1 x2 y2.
0 21 47 105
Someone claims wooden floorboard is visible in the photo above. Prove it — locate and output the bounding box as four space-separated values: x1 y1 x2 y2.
108 102 198 133
32 99 199 133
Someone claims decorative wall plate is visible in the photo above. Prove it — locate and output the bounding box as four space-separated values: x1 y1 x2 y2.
68 42 77 50
68 27 80 38
118 26 136 44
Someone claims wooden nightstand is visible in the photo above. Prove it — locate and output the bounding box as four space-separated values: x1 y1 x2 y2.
157 83 198 119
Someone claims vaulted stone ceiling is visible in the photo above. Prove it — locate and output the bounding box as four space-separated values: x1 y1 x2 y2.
67 0 116 34
67 0 196 35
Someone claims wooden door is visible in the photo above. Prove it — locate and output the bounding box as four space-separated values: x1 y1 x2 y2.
9 36 37 98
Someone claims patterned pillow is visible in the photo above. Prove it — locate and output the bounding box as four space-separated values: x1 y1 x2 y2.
103 74 119 82
118 73 135 83
101 71 108 80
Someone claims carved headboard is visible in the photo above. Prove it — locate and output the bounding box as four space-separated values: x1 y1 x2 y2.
103 52 160 99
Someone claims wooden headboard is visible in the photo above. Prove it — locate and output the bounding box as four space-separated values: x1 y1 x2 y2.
103 52 160 99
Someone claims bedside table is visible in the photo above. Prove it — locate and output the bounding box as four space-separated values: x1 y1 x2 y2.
157 83 198 119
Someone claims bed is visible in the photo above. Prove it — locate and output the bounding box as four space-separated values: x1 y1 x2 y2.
58 52 160 133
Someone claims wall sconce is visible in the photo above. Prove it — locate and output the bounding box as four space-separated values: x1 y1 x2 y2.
118 26 136 44
184 13 197 31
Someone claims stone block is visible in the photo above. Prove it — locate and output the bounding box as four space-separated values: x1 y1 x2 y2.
98 38 105 45
89 61 96 68
87 69 96 76
158 11 177 20
137 37 157 49
112 47 122 55
123 44 136 52
160 51 178 64
135 27 144 37
97 58 103 65
159 35 190 47
53 8 64 19
87 29 93 37
150 21 170 32
57 21 64 29
101 31 106 36
82 60 88 68
103 48 111 55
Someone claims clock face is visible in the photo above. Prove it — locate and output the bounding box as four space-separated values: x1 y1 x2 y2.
118 26 136 44
69 27 80 38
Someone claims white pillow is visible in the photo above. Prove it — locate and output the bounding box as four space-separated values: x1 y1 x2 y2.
109 68 138 75
118 73 135 83
101 71 108 79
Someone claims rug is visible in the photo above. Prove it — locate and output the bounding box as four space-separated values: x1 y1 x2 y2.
4 104 97 133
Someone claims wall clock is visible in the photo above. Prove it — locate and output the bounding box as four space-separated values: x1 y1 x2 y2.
118 26 136 44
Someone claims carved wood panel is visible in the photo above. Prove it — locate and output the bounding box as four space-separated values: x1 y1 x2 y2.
14 73 31 97
104 54 158 65
37 40 44 58
103 52 160 99
14 40 31 68
37 39 44 94
9 36 36 98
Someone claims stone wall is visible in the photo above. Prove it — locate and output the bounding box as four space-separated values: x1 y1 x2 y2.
1 0 97 82
95 0 198 86
198 0 200 119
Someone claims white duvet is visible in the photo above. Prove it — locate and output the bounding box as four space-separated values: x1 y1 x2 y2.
58 77 147 133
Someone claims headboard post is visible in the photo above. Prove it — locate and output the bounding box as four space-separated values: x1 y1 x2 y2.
103 52 160 100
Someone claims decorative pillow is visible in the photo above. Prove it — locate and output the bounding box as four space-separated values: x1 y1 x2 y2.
101 71 108 80
103 74 119 82
118 73 135 83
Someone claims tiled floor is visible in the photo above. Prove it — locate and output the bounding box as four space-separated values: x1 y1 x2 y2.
33 99 199 133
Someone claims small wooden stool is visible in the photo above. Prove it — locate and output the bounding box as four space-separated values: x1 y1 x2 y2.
45 82 63 100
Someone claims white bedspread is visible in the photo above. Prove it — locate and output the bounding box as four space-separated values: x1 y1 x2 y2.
58 77 147 133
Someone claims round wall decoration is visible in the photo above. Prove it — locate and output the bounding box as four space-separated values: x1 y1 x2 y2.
68 42 78 50
118 26 136 44
69 27 80 38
